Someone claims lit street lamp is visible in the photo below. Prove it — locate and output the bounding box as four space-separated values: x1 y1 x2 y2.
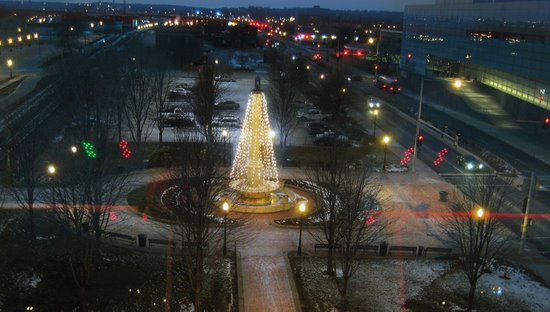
411 78 462 173
474 207 485 220
70 145 78 154
7 59 13 78
453 79 462 89
222 202 229 256
47 165 57 208
297 202 307 256
382 135 391 171
371 109 379 138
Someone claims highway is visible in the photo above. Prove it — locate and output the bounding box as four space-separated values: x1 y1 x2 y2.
284 39 550 257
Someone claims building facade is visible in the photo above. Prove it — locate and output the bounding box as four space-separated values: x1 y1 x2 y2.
401 0 550 111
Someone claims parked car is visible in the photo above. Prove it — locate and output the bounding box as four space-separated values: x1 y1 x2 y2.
163 113 195 127
214 100 240 110
307 121 329 135
313 131 352 147
213 115 240 127
298 108 331 121
215 75 236 82
456 154 485 171
296 104 317 116
169 88 192 100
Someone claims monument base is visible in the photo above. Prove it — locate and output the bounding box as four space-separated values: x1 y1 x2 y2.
223 181 308 214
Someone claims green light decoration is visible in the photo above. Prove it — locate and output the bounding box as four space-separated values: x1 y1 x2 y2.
81 141 97 158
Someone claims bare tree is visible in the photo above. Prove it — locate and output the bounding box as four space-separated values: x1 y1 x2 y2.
307 145 350 276
267 56 302 160
9 130 44 240
47 54 130 310
191 64 226 142
123 63 155 146
152 70 173 147
57 54 105 140
442 175 512 312
49 159 129 309
314 67 350 123
160 133 229 311
335 167 386 310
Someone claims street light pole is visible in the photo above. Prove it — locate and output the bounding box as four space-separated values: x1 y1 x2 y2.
47 165 56 208
222 130 228 165
411 78 424 174
222 202 229 256
519 172 536 254
372 109 378 138
297 202 306 256
7 59 13 78
382 135 390 172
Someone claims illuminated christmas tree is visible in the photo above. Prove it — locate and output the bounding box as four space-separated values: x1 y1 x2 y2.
230 77 279 194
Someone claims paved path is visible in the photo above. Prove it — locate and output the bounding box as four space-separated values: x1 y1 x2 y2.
239 219 300 312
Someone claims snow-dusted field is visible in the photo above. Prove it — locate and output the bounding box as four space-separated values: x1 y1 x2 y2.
415 264 550 312
291 257 550 312
292 258 450 312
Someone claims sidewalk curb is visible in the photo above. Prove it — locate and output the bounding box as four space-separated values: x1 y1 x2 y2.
285 252 303 312
235 250 245 312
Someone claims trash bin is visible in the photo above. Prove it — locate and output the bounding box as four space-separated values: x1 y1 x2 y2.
379 241 388 256
138 234 147 247
439 191 449 202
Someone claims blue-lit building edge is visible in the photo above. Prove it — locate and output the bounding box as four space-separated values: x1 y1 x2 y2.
400 1 550 111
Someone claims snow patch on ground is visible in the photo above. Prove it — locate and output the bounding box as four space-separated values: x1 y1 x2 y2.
293 258 450 312
434 265 550 312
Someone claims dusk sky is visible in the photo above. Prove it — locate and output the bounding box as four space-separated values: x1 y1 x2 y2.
50 0 434 12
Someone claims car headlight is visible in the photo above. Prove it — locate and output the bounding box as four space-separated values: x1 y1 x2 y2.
466 163 474 170
478 164 484 169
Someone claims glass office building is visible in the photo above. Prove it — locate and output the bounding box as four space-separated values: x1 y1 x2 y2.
401 0 550 111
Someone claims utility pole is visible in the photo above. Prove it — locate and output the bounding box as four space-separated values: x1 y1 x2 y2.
411 78 423 174
519 172 536 254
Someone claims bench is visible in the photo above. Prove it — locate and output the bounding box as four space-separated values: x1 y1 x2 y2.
423 247 452 257
148 239 178 248
105 232 136 244
314 243 342 253
353 245 379 253
388 246 418 256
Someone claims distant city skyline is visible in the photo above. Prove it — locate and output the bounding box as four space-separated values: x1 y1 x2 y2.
35 0 434 12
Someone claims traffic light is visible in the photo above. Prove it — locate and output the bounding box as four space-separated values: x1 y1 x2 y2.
407 53 413 59
416 134 424 147
544 117 549 129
